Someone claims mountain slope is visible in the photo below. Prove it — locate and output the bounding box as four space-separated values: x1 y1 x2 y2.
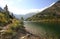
14 13 37 20
26 1 60 21
0 6 26 39
0 5 41 39
0 7 3 12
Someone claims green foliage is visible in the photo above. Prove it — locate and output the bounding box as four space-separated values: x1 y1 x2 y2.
0 5 25 39
21 17 24 21
26 1 60 21
0 13 9 26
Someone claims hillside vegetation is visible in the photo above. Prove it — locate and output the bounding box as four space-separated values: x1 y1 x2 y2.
0 5 27 39
0 5 41 39
26 1 60 22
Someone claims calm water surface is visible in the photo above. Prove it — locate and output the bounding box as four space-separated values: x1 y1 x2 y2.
24 21 60 36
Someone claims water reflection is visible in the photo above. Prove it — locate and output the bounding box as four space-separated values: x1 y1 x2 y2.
24 21 60 39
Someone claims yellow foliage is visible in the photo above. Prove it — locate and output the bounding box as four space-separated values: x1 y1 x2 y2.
0 13 7 23
0 13 5 16
5 29 13 33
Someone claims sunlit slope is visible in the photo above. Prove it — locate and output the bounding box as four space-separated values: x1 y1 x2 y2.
26 1 60 21
0 5 26 39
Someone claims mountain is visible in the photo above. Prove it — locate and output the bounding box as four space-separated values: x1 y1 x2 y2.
26 1 60 21
14 13 37 20
0 5 26 39
0 7 3 12
0 5 41 39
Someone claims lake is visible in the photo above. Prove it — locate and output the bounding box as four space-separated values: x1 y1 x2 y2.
24 21 60 38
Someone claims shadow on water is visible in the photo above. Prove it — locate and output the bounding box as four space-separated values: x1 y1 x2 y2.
24 21 60 39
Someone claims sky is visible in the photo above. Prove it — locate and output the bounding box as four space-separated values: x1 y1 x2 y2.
0 0 58 15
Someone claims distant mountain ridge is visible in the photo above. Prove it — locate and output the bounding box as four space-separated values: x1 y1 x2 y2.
14 13 37 20
14 1 59 20
0 7 3 12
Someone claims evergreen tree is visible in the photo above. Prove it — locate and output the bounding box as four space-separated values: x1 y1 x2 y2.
4 5 10 19
10 13 15 19
21 17 24 21
4 5 8 12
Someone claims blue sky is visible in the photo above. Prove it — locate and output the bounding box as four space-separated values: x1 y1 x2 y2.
0 0 58 15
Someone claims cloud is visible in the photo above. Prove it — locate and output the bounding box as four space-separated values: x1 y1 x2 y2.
9 7 43 15
0 0 56 15
8 6 48 15
0 0 22 7
0 0 46 15
0 0 7 7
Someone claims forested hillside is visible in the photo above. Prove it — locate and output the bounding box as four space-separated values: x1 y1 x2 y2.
26 1 60 22
0 5 40 39
0 5 26 39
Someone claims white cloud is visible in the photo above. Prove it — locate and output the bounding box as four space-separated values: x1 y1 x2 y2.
0 0 22 7
8 6 48 15
0 0 7 7
0 0 56 15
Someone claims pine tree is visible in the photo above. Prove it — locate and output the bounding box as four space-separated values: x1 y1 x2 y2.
4 5 10 19
21 17 24 21
4 5 8 12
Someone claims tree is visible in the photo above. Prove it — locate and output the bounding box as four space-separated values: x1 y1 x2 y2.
4 5 10 19
4 5 8 12
9 13 15 19
21 17 24 21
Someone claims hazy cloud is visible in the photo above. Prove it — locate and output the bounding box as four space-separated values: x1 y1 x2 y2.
0 0 56 15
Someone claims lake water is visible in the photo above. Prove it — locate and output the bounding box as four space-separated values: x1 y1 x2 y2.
24 21 60 37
